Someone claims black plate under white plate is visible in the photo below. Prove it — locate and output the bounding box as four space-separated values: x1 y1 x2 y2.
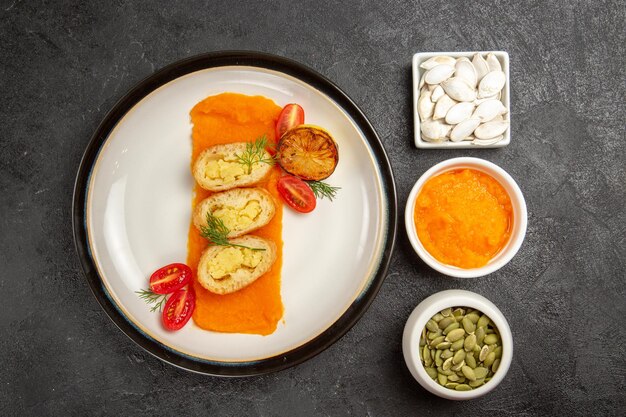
73 51 397 376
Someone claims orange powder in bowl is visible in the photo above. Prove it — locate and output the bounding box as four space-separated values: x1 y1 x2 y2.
413 169 513 269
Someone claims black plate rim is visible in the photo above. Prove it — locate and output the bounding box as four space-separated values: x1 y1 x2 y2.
72 50 397 376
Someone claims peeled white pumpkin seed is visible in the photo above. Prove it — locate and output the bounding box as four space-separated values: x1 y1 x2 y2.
431 85 445 102
450 118 480 142
442 77 477 102
474 121 509 139
478 70 506 98
420 55 457 70
472 53 490 82
486 53 502 72
433 94 457 120
421 120 452 141
424 64 456 84
455 59 477 88
472 99 507 122
417 89 435 122
445 102 475 125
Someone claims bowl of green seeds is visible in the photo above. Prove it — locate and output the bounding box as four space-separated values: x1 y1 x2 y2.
402 290 513 400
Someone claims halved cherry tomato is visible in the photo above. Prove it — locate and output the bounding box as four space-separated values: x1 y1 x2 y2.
162 287 195 331
149 263 192 294
277 175 316 213
275 104 305 140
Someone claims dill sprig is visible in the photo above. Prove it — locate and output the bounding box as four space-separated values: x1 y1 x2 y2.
200 212 265 251
135 289 168 312
307 180 341 201
236 135 275 174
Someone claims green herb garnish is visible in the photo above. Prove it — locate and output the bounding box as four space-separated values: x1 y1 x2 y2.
307 180 341 201
236 135 275 174
135 289 168 312
200 212 265 251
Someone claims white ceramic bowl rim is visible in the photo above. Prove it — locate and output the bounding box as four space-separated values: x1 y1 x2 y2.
404 157 527 278
402 289 513 400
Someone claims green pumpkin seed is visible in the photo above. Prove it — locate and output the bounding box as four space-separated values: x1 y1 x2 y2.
441 349 453 359
469 379 484 388
453 349 466 365
440 307 452 317
437 366 454 376
423 345 432 365
447 373 460 382
494 346 503 359
450 339 464 351
426 330 443 340
428 330 442 340
445 328 466 342
436 341 452 350
430 335 445 347
464 333 477 351
451 360 465 372
462 317 476 334
492 358 501 372
455 384 472 391
432 313 444 322
461 365 477 381
435 350 443 367
465 353 477 368
442 357 453 371
452 308 465 317
484 352 496 368
473 343 481 353
438 317 456 330
437 373 448 385
455 375 466 383
485 328 495 334
479 345 490 362
424 366 437 379
484 334 499 345
443 322 460 335
473 367 489 379
466 312 480 323
477 315 490 328
475 327 486 345
445 382 459 389
425 320 439 332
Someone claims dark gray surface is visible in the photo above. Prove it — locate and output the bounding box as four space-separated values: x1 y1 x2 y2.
1 0 625 415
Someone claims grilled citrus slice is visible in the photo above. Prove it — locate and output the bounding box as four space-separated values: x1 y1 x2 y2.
276 125 339 181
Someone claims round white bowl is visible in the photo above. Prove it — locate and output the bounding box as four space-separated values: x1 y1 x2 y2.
402 290 513 400
405 157 527 278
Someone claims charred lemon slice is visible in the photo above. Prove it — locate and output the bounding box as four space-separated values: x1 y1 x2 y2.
276 125 339 181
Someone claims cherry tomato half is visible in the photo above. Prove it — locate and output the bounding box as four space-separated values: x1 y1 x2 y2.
277 175 316 213
149 263 192 294
162 287 195 331
275 103 305 140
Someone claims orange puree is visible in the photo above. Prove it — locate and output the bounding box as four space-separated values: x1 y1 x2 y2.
414 169 513 269
188 93 283 335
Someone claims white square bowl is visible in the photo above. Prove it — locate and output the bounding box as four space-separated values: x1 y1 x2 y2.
412 51 510 149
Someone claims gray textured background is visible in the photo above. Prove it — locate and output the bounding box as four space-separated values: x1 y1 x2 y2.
1 0 625 415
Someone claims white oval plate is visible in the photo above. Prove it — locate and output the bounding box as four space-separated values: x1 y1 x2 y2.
73 52 397 376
